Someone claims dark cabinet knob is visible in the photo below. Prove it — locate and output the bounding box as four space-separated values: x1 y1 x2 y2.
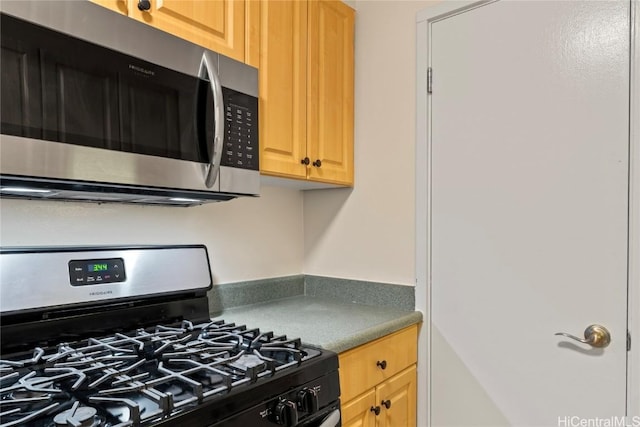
370 406 381 416
137 0 151 11
312 159 322 167
274 400 298 426
376 360 387 370
381 399 391 409
301 157 310 165
297 388 319 414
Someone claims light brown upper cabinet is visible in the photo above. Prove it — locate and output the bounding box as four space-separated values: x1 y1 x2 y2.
259 0 354 186
90 0 257 66
90 0 129 15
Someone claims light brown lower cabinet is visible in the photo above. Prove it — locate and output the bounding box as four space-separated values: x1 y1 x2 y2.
339 325 418 427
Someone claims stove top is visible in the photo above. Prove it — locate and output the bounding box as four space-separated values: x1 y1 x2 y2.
0 246 341 427
0 319 329 426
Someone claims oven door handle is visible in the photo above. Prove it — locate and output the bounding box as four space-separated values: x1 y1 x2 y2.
317 409 340 427
199 51 224 189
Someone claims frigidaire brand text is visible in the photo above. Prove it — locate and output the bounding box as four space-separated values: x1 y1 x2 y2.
128 64 155 76
89 290 113 296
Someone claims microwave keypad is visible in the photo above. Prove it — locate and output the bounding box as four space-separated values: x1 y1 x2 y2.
222 88 258 171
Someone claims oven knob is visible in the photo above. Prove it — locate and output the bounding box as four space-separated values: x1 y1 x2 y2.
274 400 298 426
297 387 319 413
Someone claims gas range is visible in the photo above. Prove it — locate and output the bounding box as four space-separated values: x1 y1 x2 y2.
0 246 341 427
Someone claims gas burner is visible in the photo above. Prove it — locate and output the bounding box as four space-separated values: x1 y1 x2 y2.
227 353 268 381
10 377 55 400
0 371 65 403
154 382 190 402
229 354 265 371
196 371 225 388
102 402 141 425
53 402 102 427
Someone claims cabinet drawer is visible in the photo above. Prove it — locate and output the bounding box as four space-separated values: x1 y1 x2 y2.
339 325 418 402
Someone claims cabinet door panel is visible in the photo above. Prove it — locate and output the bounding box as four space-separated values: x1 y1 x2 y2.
339 326 418 402
258 0 308 179
128 0 245 63
307 0 354 185
90 0 129 15
341 389 377 427
245 0 260 68
377 365 417 427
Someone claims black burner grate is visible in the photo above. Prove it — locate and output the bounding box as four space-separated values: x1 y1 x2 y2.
0 320 321 427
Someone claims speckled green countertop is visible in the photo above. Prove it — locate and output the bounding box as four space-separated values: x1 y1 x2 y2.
209 295 423 354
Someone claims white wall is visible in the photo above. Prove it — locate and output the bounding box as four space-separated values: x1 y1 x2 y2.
303 0 435 286
0 186 304 284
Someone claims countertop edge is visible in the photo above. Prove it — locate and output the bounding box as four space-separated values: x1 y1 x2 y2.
209 295 423 355
322 311 423 354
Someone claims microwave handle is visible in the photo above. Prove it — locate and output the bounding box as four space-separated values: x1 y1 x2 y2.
199 51 224 188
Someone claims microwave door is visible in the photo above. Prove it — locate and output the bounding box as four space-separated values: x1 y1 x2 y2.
198 51 224 189
1 13 211 166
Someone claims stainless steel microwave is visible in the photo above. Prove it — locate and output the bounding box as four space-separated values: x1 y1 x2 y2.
0 1 259 206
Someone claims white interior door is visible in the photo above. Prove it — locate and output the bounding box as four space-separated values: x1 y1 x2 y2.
427 1 630 425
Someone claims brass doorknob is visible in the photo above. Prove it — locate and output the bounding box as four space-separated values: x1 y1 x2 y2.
555 324 611 348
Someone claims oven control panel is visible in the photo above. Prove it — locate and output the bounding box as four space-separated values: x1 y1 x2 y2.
208 369 340 427
68 258 126 286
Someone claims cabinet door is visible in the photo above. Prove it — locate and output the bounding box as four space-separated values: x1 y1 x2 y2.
89 0 128 15
341 389 377 427
128 0 245 63
376 365 417 427
244 0 260 68
258 0 308 179
307 0 354 185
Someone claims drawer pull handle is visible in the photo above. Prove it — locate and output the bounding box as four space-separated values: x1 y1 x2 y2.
376 360 387 370
370 406 381 416
381 399 391 409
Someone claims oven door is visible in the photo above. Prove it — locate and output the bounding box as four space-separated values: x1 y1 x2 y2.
299 405 341 427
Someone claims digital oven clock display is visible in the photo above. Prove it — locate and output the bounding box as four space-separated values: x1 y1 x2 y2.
88 263 108 272
68 258 126 286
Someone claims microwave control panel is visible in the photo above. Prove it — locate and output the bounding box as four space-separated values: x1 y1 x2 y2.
68 258 126 286
222 87 259 171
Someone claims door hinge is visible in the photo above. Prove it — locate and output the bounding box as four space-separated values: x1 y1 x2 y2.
628 330 631 351
427 67 433 94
